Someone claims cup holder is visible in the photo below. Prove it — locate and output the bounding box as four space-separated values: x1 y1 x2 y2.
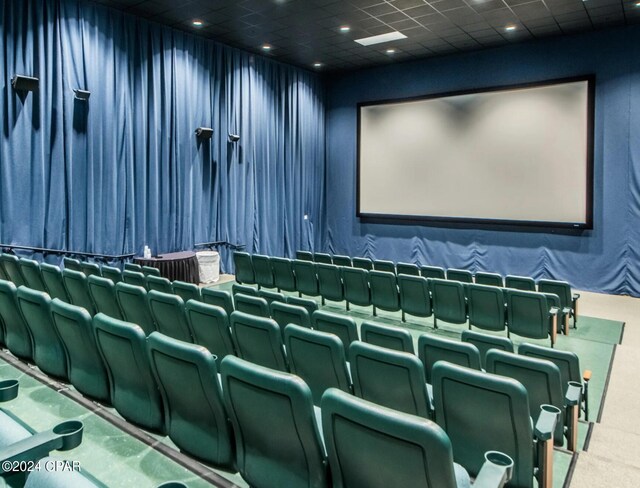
0 379 19 402
541 404 562 415
53 420 84 451
485 450 514 479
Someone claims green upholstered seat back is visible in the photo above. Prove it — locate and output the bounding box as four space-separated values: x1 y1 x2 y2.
295 250 313 261
270 302 311 336
341 267 371 307
145 275 173 294
62 257 82 271
93 314 164 432
475 272 503 287
50 299 110 402
467 283 506 331
285 325 351 405
332 255 352 267
286 296 319 317
201 288 235 316
18 258 46 291
313 252 333 264
316 264 344 302
87 275 123 320
1 254 26 286
122 270 146 289
141 266 161 276
147 332 234 467
396 262 420 276
80 262 101 278
62 269 96 315
429 278 467 324
16 287 68 379
360 321 414 354
233 251 256 284
321 388 461 488
373 260 395 274
486 350 565 445
257 289 286 306
505 275 536 291
124 263 143 272
147 291 193 343
537 280 572 309
40 263 71 302
506 290 550 340
172 281 201 303
292 260 319 296
234 293 270 318
312 311 359 347
0 280 33 359
252 254 274 288
352 257 373 271
271 257 297 292
432 362 534 488
101 266 122 284
369 270 399 312
230 311 287 372
231 283 258 296
417 334 481 383
518 343 581 388
398 275 432 318
114 283 156 335
184 300 235 366
420 266 445 280
447 269 473 283
221 355 327 488
461 330 514 369
349 341 430 418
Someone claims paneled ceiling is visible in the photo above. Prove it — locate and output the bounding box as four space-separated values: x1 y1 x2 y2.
93 0 640 71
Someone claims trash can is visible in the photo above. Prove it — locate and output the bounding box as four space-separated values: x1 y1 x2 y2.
196 251 220 284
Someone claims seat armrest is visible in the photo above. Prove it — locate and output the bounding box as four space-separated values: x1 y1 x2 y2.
0 380 19 403
564 382 582 407
572 293 580 300
583 370 592 382
473 451 514 488
548 307 559 316
534 405 560 442
0 420 83 468
561 307 572 315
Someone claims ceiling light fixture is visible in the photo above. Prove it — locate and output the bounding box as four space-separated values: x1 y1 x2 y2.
386 48 396 54
313 62 323 68
339 25 351 32
505 25 517 31
355 31 407 46
262 44 272 51
192 20 203 27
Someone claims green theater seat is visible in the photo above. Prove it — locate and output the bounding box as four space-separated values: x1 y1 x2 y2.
447 268 474 283
292 260 319 298
172 280 201 303
101 265 122 284
114 283 156 335
230 311 288 371
284 325 351 405
147 291 193 343
0 259 8 281
257 289 286 306
201 288 235 316
332 255 352 267
231 283 258 297
321 388 513 488
538 279 580 330
432 362 559 488
145 275 173 294
352 257 373 271
341 267 371 311
430 278 467 328
252 255 275 289
124 263 143 273
286 296 319 317
233 251 256 285
313 252 333 264
349 341 432 418
361 321 414 354
141 265 161 276
486 350 581 451
475 272 504 288
62 257 82 272
271 257 297 292
373 259 395 274
40 264 71 302
295 250 313 261
16 287 68 379
62 269 96 315
519 343 592 421
50 299 110 403
461 330 514 369
369 270 400 315
420 265 446 280
80 262 101 278
18 258 46 292
312 310 359 347
87 275 123 320
505 290 558 347
122 270 146 289
93 314 164 432
147 333 234 468
467 283 507 332
396 262 420 276
0 280 34 359
505 275 536 291
418 334 481 383
0 254 26 286
221 355 328 488
271 301 311 336
185 300 235 366
316 263 344 305
234 293 270 318
397 274 432 323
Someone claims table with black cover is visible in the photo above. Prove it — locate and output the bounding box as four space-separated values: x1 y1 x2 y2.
134 251 200 284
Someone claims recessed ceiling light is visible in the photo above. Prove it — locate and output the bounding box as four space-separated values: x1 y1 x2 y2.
313 62 323 68
262 44 272 51
339 25 351 32
355 31 407 46
192 20 203 27
505 25 517 31
386 48 396 54
635 1 640 6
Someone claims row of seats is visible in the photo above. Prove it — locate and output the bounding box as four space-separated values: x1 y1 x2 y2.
233 252 567 347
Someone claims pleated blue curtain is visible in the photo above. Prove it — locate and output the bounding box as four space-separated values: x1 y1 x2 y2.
0 0 325 271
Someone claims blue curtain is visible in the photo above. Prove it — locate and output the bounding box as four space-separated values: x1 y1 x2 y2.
0 0 325 271
325 26 640 297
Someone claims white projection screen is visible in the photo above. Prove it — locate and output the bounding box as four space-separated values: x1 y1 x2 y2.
357 77 594 228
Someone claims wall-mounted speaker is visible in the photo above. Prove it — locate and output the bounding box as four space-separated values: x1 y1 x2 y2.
228 133 240 142
195 127 214 139
11 75 39 92
74 89 91 100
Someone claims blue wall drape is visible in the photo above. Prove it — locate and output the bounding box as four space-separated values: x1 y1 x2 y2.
0 0 325 271
325 26 640 296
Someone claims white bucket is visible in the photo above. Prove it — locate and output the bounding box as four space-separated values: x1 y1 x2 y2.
196 251 220 284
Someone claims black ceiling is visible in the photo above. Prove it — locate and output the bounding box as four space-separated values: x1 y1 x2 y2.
92 0 640 71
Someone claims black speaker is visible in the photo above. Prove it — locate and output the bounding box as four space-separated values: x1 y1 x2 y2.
195 127 214 139
11 75 39 92
228 133 240 142
73 89 91 100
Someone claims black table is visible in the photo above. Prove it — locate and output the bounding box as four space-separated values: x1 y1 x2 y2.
134 251 200 284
